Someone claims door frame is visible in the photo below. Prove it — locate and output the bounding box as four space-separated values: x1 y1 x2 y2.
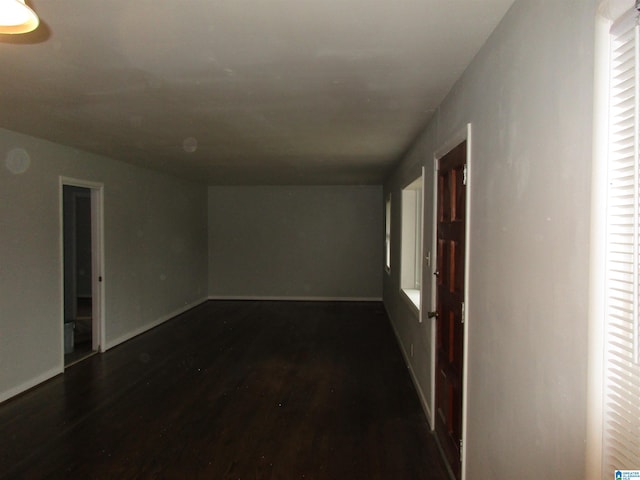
59 176 105 359
430 123 472 480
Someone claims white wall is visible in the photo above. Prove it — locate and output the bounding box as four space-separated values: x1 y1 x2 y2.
208 185 382 300
0 128 208 403
384 1 595 478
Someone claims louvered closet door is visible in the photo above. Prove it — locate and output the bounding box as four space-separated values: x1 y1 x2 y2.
604 9 640 475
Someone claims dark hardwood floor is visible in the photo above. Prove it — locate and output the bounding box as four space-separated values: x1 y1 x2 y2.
0 301 450 479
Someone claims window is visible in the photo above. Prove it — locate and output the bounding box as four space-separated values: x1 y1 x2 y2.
385 195 391 272
401 173 423 310
601 7 640 474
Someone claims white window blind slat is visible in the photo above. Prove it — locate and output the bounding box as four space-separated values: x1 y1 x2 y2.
617 73 636 91
612 141 635 151
613 56 635 77
613 82 635 101
613 116 635 132
611 141 635 152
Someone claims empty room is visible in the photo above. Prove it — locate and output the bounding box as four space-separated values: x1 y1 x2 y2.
0 0 639 479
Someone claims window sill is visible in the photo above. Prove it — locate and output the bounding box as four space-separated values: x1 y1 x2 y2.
401 288 420 314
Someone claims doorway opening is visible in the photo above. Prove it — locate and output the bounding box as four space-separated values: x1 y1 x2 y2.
61 179 104 367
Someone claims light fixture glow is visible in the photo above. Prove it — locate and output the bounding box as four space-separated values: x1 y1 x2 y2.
0 0 39 34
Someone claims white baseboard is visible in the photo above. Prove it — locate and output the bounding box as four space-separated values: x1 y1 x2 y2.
207 295 383 302
387 308 434 429
0 366 63 405
104 297 208 351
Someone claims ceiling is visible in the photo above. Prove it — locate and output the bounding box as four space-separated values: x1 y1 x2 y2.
0 0 514 185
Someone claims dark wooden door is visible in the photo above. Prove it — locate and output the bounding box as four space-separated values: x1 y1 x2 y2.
434 141 466 480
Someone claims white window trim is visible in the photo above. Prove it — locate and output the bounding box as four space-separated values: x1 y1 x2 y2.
385 194 391 274
400 171 424 313
413 189 422 289
401 288 420 311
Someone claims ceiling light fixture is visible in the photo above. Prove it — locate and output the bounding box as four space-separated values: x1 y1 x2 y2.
0 0 39 34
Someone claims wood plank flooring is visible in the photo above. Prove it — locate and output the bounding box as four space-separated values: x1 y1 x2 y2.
0 301 450 479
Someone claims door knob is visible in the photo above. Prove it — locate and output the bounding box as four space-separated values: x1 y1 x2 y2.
427 311 439 319
433 271 440 277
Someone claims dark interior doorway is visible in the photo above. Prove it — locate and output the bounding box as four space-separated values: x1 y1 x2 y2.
63 185 95 366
